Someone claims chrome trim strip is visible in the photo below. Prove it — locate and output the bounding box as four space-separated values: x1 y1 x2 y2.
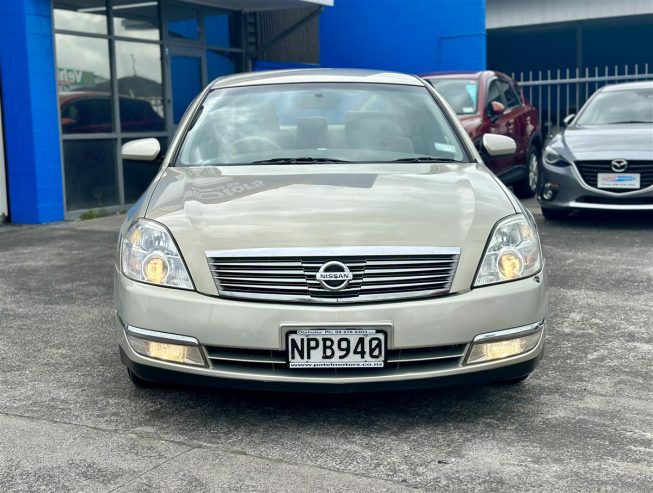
472 320 544 343
125 325 200 346
216 287 452 304
568 201 653 211
206 246 460 303
206 246 461 258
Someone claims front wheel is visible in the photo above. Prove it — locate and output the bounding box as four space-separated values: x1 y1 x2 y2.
512 146 540 198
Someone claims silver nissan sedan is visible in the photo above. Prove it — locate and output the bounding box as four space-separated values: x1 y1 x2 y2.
115 69 546 392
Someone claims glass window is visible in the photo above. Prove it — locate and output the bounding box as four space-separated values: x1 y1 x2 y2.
56 34 113 134
115 41 165 132
123 138 167 203
54 0 107 34
205 10 241 48
207 50 238 81
429 79 478 115
575 88 653 125
113 0 160 40
170 55 202 124
487 80 504 106
177 83 468 166
63 140 118 210
499 80 521 108
167 5 199 41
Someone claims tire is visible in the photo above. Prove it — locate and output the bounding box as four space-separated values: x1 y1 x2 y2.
541 207 570 220
127 368 157 388
512 146 539 199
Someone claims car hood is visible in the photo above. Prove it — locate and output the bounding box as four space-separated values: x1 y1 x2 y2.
559 124 653 161
145 163 515 294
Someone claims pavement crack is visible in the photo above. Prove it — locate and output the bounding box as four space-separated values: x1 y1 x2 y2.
105 446 196 493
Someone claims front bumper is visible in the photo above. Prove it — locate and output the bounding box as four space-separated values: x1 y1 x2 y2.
115 268 547 391
538 162 653 211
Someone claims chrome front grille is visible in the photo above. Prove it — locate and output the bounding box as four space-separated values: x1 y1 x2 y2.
204 343 467 376
575 160 653 192
206 247 460 303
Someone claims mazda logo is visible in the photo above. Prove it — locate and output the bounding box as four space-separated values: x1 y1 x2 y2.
316 261 353 291
611 159 628 173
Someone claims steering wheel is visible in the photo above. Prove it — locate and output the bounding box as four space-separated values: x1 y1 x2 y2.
230 136 282 154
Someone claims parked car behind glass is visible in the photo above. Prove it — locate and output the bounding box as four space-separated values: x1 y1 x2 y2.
538 81 653 219
423 71 542 198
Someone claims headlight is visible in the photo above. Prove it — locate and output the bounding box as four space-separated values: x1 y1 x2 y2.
542 147 570 167
474 215 542 287
121 218 193 289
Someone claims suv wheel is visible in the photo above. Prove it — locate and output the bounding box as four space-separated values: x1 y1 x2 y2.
512 146 539 199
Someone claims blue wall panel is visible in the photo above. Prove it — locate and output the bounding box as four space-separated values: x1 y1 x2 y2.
0 0 64 223
319 0 486 75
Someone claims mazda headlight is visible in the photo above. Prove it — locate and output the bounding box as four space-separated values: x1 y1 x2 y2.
474 215 542 287
542 147 570 167
121 219 193 289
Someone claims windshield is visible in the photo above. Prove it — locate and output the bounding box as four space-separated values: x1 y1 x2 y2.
575 87 653 125
428 79 478 115
175 83 468 166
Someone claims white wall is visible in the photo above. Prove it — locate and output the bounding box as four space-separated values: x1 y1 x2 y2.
487 0 653 29
0 95 7 220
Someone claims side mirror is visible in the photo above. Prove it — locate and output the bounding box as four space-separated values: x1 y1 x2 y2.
488 101 506 118
562 114 576 127
482 134 516 158
121 138 161 162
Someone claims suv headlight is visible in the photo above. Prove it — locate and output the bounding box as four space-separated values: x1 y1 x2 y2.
474 215 542 287
121 218 193 289
542 147 570 167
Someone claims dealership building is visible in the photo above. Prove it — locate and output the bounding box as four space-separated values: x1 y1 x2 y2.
0 0 485 223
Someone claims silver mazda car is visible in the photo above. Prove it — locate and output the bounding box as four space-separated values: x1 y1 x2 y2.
539 81 653 219
115 69 546 392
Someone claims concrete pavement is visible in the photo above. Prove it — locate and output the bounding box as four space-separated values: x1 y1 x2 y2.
0 204 651 492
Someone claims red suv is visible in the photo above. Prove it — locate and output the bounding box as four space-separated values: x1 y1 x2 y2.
423 71 542 198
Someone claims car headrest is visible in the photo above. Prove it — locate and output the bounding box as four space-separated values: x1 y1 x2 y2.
296 117 328 148
345 111 406 140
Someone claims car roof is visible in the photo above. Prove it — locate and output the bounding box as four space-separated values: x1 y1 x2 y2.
599 81 653 92
210 68 424 89
420 71 483 80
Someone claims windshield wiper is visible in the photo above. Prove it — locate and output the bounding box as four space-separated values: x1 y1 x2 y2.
387 156 459 163
250 157 351 164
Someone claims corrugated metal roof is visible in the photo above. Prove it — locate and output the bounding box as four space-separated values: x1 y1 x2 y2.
487 0 653 29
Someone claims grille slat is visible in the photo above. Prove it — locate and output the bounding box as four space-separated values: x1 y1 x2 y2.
575 160 653 192
207 248 460 303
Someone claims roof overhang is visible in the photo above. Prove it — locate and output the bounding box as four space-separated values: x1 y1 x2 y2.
186 0 333 11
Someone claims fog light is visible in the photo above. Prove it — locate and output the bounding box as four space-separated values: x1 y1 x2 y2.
465 323 543 365
125 327 206 366
541 183 559 201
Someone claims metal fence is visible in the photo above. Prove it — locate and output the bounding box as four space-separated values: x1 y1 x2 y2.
512 64 653 138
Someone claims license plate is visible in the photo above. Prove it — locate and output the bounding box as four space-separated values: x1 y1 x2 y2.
287 329 385 368
597 173 640 189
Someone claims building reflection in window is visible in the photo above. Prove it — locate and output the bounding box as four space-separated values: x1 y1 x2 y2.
54 0 108 34
113 0 160 40
56 34 113 134
114 41 165 132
